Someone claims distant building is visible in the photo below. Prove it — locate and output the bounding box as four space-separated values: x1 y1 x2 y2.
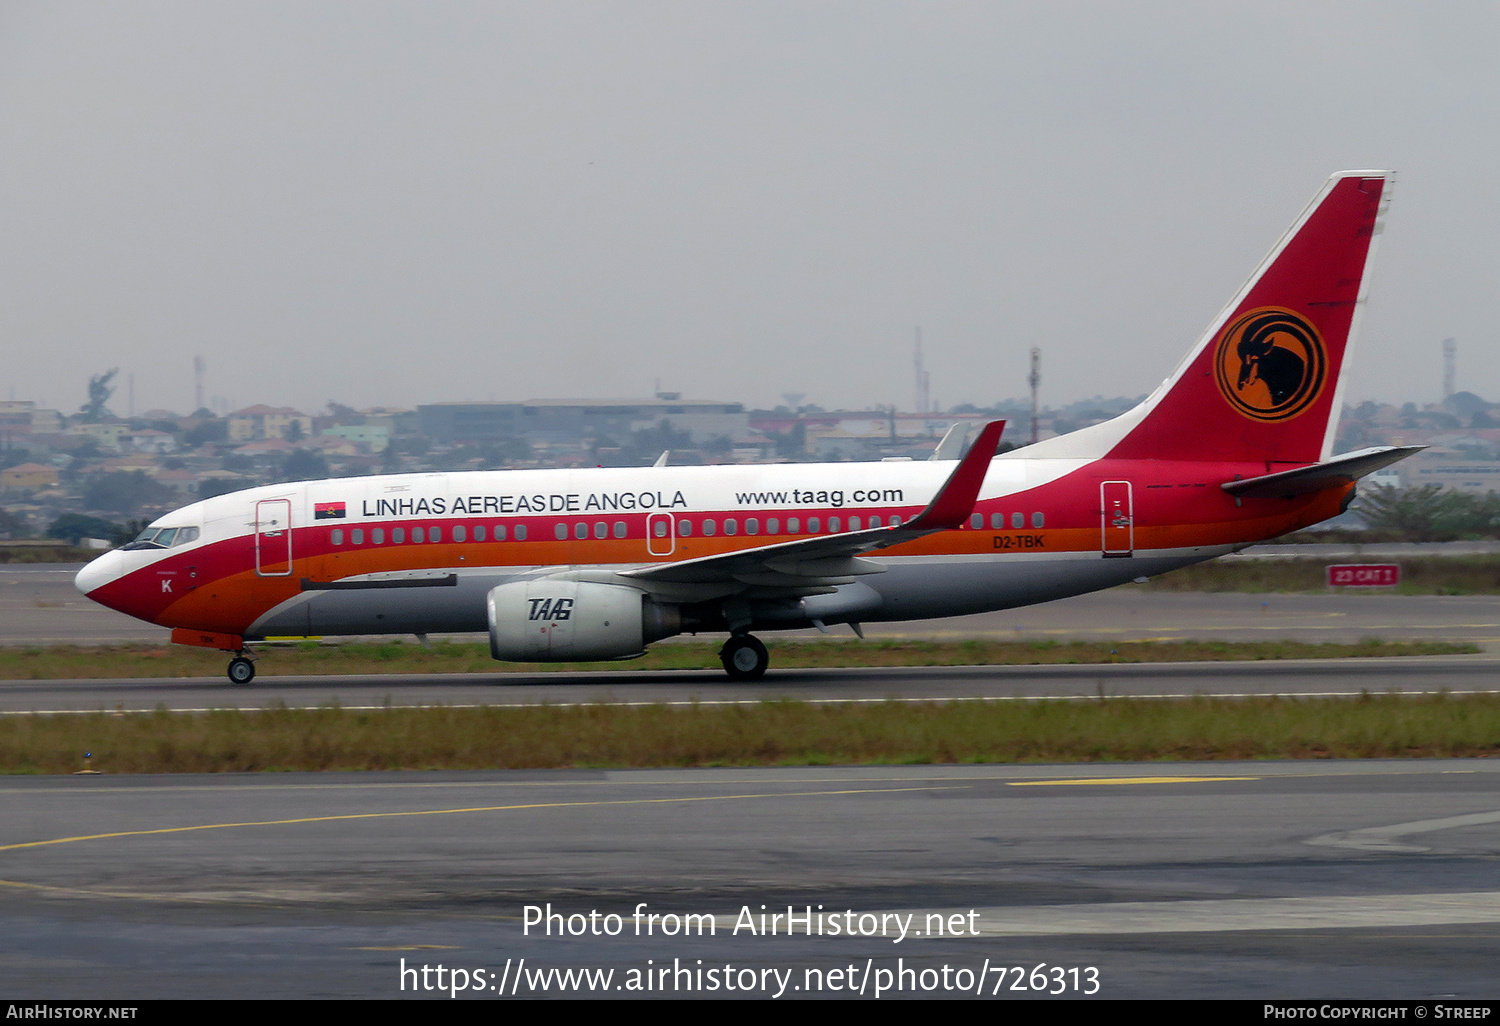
323 424 390 451
419 398 747 446
126 428 178 455
228 405 313 442
0 462 60 491
1400 451 1500 495
69 422 130 450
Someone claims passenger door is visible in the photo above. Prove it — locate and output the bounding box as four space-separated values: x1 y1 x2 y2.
255 498 294 576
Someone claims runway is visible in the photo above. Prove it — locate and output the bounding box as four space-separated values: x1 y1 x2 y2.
6 655 1500 714
3 762 1499 998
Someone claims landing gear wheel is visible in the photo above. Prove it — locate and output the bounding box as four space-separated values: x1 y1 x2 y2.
719 634 769 680
227 657 256 685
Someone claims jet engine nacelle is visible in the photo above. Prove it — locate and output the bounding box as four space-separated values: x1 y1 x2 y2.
486 580 681 662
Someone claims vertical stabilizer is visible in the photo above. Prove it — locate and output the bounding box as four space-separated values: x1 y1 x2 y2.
1021 171 1391 465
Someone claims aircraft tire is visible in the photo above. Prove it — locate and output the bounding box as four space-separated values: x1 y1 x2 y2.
227 657 256 685
719 635 768 680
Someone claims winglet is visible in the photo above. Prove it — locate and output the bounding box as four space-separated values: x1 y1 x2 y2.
906 420 1004 530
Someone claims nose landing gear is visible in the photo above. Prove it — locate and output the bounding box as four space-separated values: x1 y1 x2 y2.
718 634 769 680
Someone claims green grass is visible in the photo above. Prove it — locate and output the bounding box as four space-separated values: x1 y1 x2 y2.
0 637 1476 680
8 693 1500 774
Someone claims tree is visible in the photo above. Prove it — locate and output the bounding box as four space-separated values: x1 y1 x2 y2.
0 446 34 471
281 448 329 482
199 477 252 500
1354 484 1468 542
1446 390 1488 420
83 471 171 514
79 369 118 423
772 421 806 458
0 509 32 539
47 513 120 545
111 518 151 547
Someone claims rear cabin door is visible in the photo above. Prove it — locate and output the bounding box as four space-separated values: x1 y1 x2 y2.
646 512 675 556
1100 481 1134 558
255 498 294 576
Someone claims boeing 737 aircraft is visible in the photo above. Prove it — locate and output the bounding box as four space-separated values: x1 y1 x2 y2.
76 171 1416 683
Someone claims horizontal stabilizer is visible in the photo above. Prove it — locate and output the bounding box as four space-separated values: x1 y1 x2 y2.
1221 446 1423 500
929 422 970 461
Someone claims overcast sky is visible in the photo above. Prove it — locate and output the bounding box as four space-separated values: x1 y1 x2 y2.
2 1 1497 419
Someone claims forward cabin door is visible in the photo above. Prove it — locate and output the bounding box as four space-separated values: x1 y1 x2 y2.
255 498 294 576
1100 481 1134 558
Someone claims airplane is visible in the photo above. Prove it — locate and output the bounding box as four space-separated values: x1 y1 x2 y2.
76 170 1418 684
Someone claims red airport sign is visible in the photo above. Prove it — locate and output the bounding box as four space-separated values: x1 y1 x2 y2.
1327 564 1400 587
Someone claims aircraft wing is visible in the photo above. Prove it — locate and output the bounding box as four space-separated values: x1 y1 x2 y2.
616 420 1005 593
1221 445 1424 500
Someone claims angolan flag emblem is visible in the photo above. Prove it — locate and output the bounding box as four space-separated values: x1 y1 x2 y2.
314 502 346 520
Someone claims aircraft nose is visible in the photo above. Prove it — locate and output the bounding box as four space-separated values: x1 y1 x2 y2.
74 550 124 597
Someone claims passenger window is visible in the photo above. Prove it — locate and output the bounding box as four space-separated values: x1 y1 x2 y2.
594 521 607 539
1011 512 1024 529
829 517 840 533
351 529 364 545
848 516 860 531
1033 512 1045 528
331 529 343 545
991 512 1003 530
474 525 485 542
724 519 737 536
393 528 405 543
767 518 779 534
574 522 588 540
555 523 568 541
413 527 425 543
746 518 759 535
453 525 466 542
869 516 881 528
808 517 820 533
654 520 668 538
787 517 800 533
514 524 527 541
678 519 692 537
703 519 716 536
430 526 442 543
373 528 384 544
613 522 626 539
970 513 983 530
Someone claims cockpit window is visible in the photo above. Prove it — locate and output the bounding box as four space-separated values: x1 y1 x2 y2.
120 525 200 551
122 528 166 550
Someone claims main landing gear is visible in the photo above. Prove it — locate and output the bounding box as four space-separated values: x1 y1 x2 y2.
227 653 256 685
719 634 769 680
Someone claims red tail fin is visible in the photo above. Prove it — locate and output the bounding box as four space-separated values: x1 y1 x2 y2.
1032 171 1391 466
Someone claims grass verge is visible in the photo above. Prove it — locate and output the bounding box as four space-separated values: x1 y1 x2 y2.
7 694 1500 773
0 638 1477 679
1138 555 1500 594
